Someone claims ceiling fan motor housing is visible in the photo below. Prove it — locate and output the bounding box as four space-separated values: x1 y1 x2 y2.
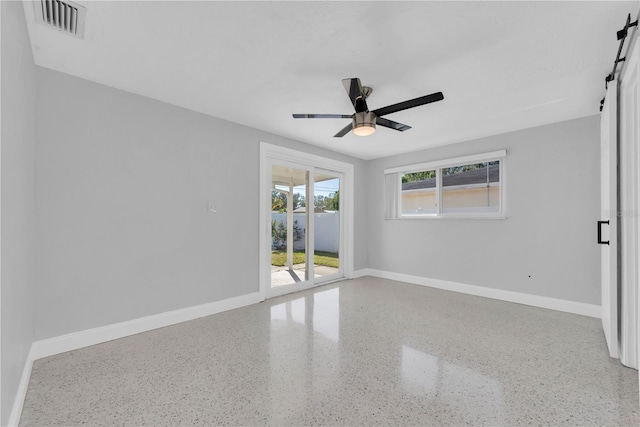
352 111 377 136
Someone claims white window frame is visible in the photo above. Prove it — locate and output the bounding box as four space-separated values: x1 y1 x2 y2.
385 150 507 220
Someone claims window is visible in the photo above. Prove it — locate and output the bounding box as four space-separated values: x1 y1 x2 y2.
441 161 500 214
385 150 505 219
401 170 437 215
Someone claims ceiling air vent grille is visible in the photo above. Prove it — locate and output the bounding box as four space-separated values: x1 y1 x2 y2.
36 0 86 38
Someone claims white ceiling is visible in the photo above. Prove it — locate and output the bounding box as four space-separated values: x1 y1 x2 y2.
22 1 639 160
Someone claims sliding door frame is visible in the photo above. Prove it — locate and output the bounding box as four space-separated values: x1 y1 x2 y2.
259 142 354 300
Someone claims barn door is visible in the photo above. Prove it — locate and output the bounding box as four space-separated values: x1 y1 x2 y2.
599 82 619 359
619 39 639 369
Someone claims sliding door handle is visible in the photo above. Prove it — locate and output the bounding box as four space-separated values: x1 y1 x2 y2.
598 220 610 245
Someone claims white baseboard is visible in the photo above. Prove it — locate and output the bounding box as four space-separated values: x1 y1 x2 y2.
349 268 374 279
352 269 601 318
7 344 34 427
30 291 263 361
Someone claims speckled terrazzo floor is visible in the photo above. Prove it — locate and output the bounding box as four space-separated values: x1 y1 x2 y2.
20 277 639 426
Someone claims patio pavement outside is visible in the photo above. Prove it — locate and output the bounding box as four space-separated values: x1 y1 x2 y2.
271 264 339 287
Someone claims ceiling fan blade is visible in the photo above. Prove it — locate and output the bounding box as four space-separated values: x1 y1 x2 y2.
376 117 411 132
333 123 353 138
373 92 444 117
342 78 368 113
292 114 352 119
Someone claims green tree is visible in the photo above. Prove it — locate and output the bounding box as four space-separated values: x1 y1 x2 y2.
293 192 305 210
402 171 436 183
271 220 287 249
328 190 339 210
272 191 287 212
314 191 339 211
272 190 305 211
442 161 498 176
402 161 499 182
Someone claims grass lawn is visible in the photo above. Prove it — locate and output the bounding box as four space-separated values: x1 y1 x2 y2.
271 250 339 268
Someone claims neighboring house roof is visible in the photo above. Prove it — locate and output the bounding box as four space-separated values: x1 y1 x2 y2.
402 165 499 191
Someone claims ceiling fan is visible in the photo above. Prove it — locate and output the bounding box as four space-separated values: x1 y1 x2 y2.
292 78 444 137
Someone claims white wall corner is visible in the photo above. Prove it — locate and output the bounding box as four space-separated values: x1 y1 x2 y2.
359 270 601 318
9 292 263 426
350 268 375 279
7 344 34 427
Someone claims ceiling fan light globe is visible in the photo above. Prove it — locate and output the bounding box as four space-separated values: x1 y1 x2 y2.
353 125 376 137
352 112 377 137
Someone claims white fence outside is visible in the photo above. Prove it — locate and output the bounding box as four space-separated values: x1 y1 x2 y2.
271 212 339 253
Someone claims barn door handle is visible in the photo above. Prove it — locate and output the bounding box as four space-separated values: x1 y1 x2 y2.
598 220 610 245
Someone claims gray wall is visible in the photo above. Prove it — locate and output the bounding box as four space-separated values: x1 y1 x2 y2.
35 68 367 340
1 1 37 424
366 116 601 305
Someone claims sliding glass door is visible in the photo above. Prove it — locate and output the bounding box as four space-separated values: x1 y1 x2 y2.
268 161 343 297
313 169 342 282
271 163 311 289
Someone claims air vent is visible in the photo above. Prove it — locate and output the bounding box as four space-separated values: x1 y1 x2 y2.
35 0 86 38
